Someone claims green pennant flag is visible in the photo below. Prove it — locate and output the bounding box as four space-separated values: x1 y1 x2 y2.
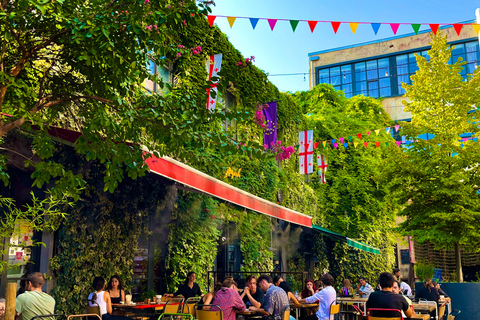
348 136 353 142
385 142 389 146
411 24 421 35
290 20 299 32
295 145 299 151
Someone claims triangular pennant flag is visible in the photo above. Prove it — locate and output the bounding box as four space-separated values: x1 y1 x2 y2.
208 15 216 27
331 21 341 34
249 18 259 30
363 142 369 148
331 139 336 146
357 133 362 140
375 129 380 135
386 127 391 134
290 20 299 32
396 141 401 147
322 141 327 148
411 24 421 35
375 142 380 148
395 125 400 132
385 142 389 146
295 145 299 151
340 137 344 144
334 143 339 149
314 142 319 149
227 16 236 28
354 142 359 148
367 131 371 137
308 21 318 33
343 142 348 150
473 24 480 35
371 23 381 35
348 136 353 142
462 138 468 142
390 23 400 35
268 19 277 31
429 24 439 35
453 24 462 36
349 22 359 35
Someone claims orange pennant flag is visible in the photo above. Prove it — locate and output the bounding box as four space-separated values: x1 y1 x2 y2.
349 22 359 35
227 16 236 28
473 24 480 35
375 142 380 148
363 142 369 148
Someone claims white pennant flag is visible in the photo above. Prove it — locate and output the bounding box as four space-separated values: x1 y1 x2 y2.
206 53 222 112
299 130 313 174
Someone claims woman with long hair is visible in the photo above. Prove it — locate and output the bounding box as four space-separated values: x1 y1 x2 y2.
88 277 132 320
106 275 125 304
301 279 318 299
339 279 354 296
415 278 440 303
165 271 203 299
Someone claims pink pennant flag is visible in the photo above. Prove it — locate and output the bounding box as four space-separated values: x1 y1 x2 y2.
367 131 371 137
340 137 344 143
396 141 401 147
334 143 339 149
268 19 277 31
462 138 468 142
308 21 318 33
331 21 341 34
395 125 400 132
390 23 400 35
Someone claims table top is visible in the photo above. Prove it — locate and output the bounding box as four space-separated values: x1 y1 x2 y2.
291 303 319 308
113 302 166 309
336 297 368 303
237 310 258 315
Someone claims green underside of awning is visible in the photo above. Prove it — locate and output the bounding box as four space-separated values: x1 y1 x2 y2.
312 224 380 254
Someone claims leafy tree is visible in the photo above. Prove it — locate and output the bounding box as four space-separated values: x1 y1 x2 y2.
386 32 480 282
292 84 398 282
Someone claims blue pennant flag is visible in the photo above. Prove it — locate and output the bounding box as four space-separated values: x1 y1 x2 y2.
331 139 336 146
371 23 381 35
343 142 348 150
250 18 259 30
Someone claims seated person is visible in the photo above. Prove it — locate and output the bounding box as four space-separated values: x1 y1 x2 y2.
279 282 300 305
298 274 336 320
0 298 5 320
250 275 289 320
15 273 55 320
392 280 413 318
301 279 317 299
240 275 265 308
88 277 132 320
432 281 450 302
165 272 202 299
198 282 222 310
366 272 412 318
339 279 354 296
273 276 284 287
356 277 374 298
400 280 412 296
211 278 245 320
106 275 125 304
415 278 440 304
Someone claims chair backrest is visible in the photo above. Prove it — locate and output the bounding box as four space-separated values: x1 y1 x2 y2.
67 314 102 320
282 304 290 320
163 298 185 314
329 300 340 316
366 308 403 320
195 305 223 320
447 309 461 320
438 304 446 319
183 297 202 315
351 304 363 316
31 314 63 320
157 313 193 320
161 296 169 302
86 300 101 317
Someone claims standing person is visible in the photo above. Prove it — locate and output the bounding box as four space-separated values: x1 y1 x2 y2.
298 274 336 320
106 275 125 304
393 268 402 281
211 278 245 320
250 275 289 320
240 275 265 308
356 277 374 298
15 272 55 320
165 272 202 299
415 279 440 303
366 272 413 318
88 277 132 320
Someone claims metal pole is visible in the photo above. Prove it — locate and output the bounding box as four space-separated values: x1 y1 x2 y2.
5 283 16 320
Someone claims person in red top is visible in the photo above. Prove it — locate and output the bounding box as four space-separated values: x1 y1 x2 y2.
211 278 246 320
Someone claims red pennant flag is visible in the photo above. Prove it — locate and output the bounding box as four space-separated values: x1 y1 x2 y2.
363 142 369 148
453 24 462 36
357 133 362 140
207 15 216 27
429 24 439 35
331 21 341 34
268 19 277 31
375 142 380 148
390 23 400 35
308 21 318 33
314 142 319 149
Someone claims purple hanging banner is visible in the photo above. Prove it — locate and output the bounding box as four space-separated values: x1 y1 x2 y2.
263 101 277 148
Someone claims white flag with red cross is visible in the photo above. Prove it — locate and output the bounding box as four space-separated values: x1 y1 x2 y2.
317 154 328 184
206 53 222 112
298 130 314 174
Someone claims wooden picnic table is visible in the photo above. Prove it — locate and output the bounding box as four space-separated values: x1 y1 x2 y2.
113 302 166 309
336 297 368 314
236 310 258 316
413 303 436 313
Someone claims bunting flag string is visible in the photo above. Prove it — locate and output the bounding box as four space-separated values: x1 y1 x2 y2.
207 15 480 36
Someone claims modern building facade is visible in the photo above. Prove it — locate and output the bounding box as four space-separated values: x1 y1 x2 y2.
308 22 479 121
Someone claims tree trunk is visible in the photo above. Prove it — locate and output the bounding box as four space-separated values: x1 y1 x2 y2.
455 242 463 282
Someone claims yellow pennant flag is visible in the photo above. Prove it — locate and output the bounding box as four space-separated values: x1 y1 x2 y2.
349 22 359 35
227 16 237 28
473 24 480 35
375 129 380 136
353 142 359 148
322 141 327 148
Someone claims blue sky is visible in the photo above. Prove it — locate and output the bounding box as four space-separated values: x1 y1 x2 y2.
210 0 478 93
